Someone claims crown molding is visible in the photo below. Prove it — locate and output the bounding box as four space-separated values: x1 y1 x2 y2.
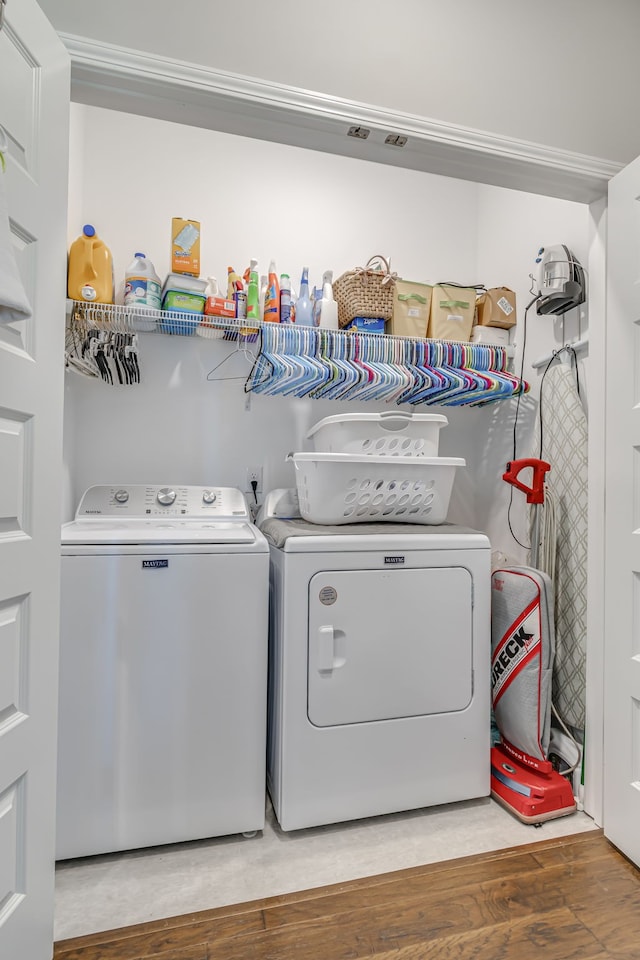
61 33 622 204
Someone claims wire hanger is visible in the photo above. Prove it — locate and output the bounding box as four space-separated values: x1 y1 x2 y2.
206 329 259 382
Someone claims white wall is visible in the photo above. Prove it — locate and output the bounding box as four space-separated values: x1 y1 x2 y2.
63 103 590 565
40 0 640 165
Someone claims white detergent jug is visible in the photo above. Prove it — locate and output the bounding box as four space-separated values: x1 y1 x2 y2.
124 253 162 310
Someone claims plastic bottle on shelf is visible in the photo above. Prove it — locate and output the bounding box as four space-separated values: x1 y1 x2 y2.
67 224 114 304
124 253 162 310
311 280 322 325
280 273 293 323
259 274 268 321
227 266 246 319
197 277 225 339
246 259 260 321
295 266 314 326
263 260 280 322
316 271 339 330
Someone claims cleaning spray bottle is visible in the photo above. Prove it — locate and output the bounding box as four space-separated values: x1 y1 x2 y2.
311 280 322 326
264 260 280 322
316 270 339 330
246 259 260 321
280 273 292 323
227 266 246 319
197 277 226 339
259 275 268 321
295 266 314 326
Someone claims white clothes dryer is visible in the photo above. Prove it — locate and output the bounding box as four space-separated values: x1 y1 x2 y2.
261 507 491 832
57 484 269 860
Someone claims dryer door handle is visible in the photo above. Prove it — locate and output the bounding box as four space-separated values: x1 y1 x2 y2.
317 625 335 672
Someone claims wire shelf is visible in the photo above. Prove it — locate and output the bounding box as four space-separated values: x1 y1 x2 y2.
65 300 514 354
65 301 521 402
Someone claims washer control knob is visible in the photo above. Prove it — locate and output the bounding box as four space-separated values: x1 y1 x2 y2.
114 489 129 503
157 487 177 506
202 490 217 504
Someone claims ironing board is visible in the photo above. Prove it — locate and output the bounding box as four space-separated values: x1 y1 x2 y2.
534 361 588 731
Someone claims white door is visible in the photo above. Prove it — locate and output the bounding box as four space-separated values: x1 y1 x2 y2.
604 154 640 867
0 1 69 957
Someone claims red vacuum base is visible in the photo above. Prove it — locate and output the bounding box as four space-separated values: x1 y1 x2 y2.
491 744 577 824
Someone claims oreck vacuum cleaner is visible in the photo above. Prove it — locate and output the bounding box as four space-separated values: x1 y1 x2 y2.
490 458 576 824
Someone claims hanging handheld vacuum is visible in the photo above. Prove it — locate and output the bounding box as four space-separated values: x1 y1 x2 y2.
490 458 577 824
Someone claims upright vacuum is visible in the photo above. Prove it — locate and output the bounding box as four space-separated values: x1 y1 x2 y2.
490 458 576 824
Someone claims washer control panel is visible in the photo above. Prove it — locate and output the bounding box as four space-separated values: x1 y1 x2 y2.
75 485 248 520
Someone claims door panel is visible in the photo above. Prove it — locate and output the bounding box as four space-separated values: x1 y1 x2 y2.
308 566 473 727
604 153 640 866
0 2 69 957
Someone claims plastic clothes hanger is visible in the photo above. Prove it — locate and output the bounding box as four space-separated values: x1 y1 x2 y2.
244 325 283 393
404 340 451 404
465 345 520 406
332 332 366 400
314 330 353 400
398 339 431 404
281 327 328 398
312 329 345 399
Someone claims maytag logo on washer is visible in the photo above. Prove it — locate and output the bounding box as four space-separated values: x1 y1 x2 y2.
142 559 169 569
384 556 405 565
319 586 337 605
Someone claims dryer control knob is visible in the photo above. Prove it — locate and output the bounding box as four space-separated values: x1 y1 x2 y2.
114 489 129 503
202 490 217 504
157 487 177 506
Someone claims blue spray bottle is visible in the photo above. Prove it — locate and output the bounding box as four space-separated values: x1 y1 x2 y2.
295 266 314 326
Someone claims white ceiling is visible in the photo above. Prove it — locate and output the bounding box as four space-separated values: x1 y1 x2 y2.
38 0 640 166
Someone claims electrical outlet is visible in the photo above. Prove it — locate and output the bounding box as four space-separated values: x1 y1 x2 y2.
245 465 263 496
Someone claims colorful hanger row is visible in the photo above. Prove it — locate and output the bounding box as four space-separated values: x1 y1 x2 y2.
244 325 527 406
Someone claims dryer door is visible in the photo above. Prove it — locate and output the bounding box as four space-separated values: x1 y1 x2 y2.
308 567 473 727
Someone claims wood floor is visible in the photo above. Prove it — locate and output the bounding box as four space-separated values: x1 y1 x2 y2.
53 830 640 960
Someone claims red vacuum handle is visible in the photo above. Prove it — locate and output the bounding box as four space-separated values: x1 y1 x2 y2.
503 458 551 505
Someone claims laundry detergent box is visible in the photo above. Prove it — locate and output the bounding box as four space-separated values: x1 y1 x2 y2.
171 218 201 276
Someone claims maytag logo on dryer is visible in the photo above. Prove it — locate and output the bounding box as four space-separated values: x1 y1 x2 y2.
384 556 405 565
142 559 169 569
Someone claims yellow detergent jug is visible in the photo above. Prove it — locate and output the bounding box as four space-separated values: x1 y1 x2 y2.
67 224 114 303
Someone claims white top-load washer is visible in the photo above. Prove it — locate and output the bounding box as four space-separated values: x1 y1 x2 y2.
261 506 491 832
57 485 269 860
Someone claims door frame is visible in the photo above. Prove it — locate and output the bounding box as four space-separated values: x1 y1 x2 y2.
583 196 608 825
57 39 611 825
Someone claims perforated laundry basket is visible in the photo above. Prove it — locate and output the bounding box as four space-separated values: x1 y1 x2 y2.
288 453 464 525
306 412 448 458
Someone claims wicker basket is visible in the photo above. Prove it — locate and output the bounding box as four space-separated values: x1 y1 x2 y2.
333 255 397 328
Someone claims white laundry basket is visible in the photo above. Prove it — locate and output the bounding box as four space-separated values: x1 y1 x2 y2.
288 453 464 525
306 412 448 458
